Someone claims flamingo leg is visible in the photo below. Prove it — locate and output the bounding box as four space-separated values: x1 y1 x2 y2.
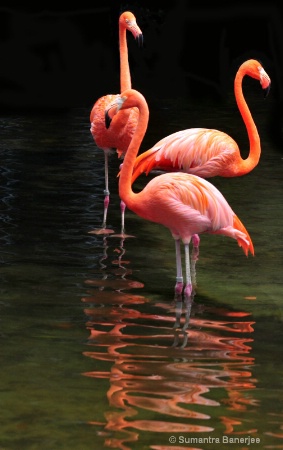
120 200 126 235
88 151 115 235
102 151 110 229
183 243 192 298
174 239 184 296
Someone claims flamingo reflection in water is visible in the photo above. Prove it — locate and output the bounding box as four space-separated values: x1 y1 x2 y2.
81 238 258 449
85 235 144 296
82 302 257 449
86 232 198 345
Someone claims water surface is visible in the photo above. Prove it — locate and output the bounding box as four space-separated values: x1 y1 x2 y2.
0 96 282 449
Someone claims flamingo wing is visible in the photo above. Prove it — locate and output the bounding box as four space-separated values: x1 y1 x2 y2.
136 173 254 256
131 128 239 182
91 95 139 154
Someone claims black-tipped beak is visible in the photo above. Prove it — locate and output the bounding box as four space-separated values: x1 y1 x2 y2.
263 83 271 99
105 109 112 129
136 33 143 48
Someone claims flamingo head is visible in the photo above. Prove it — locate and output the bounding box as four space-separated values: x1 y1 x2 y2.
104 95 127 129
242 59 271 98
119 11 143 47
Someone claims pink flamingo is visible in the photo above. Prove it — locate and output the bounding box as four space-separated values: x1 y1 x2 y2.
89 11 143 235
131 59 271 183
106 89 254 298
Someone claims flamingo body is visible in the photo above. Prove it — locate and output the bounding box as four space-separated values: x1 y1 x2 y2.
91 98 138 158
131 59 271 183
127 170 254 257
107 88 254 297
89 11 143 234
132 128 242 180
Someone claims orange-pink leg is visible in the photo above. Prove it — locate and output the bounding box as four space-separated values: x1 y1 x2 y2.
102 191 110 228
101 151 110 229
88 151 115 235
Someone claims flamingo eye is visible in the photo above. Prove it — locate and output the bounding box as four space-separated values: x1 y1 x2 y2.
125 18 133 28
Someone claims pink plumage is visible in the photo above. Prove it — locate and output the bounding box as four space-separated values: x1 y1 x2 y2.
89 11 143 235
131 59 271 183
106 88 254 298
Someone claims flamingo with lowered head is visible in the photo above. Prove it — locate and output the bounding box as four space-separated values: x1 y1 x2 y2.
89 11 143 235
131 59 271 182
106 89 255 298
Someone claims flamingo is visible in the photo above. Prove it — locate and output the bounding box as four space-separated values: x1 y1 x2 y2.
106 89 254 298
89 11 143 235
130 59 271 183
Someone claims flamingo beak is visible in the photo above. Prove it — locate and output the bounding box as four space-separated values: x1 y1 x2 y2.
105 96 126 129
105 102 119 129
136 32 143 48
129 20 143 47
105 109 112 129
259 68 271 98
263 84 271 99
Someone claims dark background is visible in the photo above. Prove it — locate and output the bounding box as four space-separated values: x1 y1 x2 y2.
0 1 282 144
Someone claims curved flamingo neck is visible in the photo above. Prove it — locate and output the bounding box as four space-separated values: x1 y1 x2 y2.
119 26 131 92
119 93 149 207
234 66 261 175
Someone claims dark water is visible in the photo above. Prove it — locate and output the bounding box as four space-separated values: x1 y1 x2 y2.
0 95 283 450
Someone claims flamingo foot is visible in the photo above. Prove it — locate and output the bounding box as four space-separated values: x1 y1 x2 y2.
88 228 115 235
110 233 135 239
91 194 112 235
